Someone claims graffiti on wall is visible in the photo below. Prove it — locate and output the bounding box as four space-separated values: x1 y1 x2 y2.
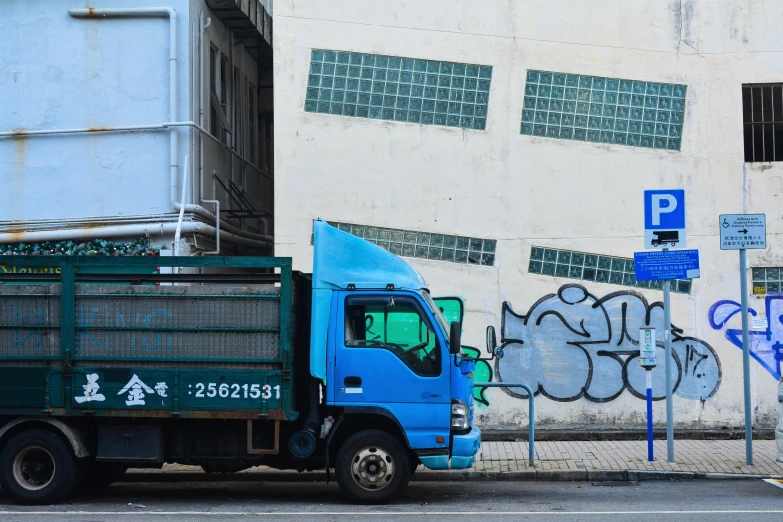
495 284 721 402
709 297 783 380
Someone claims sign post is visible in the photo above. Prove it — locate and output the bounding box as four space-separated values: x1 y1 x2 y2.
644 189 687 463
640 328 657 462
720 213 767 466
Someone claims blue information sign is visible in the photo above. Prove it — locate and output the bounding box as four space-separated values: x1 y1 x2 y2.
634 249 700 281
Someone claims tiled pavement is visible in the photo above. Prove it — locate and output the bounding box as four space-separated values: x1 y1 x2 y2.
473 439 783 477
134 439 783 479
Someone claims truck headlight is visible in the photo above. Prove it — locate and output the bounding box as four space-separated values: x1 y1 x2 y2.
451 399 469 430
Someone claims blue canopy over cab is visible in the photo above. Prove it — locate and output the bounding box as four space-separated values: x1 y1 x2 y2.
309 220 427 379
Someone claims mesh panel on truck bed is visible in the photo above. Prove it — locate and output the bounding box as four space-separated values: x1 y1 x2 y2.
0 284 281 363
0 285 61 359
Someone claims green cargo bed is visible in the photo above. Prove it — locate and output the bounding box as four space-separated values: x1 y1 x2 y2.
0 256 296 422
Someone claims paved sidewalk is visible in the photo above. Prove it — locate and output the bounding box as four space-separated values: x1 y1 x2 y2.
126 439 783 481
475 439 783 477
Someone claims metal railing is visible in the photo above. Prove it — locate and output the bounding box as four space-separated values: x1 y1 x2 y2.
475 382 535 464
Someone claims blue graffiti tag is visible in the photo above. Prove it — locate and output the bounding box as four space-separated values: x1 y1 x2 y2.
13 307 45 350
141 310 174 352
708 298 783 380
76 308 174 353
76 308 101 351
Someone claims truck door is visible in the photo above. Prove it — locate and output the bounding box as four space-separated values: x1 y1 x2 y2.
330 292 450 448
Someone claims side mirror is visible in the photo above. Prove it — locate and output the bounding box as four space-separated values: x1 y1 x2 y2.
449 321 461 355
486 326 497 354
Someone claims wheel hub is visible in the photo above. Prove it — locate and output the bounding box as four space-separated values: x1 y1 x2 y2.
351 446 395 491
13 446 56 491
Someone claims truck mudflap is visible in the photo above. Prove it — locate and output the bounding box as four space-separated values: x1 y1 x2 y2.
417 427 481 470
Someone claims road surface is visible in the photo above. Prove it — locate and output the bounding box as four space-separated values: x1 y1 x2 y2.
1 478 782 521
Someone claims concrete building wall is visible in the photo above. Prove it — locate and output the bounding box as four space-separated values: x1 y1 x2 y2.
273 0 783 430
1 0 191 221
1 0 272 252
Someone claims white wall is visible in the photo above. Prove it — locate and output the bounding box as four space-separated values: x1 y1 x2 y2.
273 0 783 429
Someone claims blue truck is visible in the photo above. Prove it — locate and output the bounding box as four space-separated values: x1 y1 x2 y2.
0 221 482 504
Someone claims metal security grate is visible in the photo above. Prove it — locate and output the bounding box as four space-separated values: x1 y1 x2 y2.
742 84 783 162
528 247 692 294
305 50 492 130
0 286 61 358
521 70 687 151
72 286 281 361
752 267 783 295
329 222 496 266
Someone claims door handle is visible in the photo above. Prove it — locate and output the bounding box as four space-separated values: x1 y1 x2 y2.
344 376 362 387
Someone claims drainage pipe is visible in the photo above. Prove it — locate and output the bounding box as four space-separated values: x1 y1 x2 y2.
199 12 220 254
0 121 272 182
173 155 189 255
0 222 266 250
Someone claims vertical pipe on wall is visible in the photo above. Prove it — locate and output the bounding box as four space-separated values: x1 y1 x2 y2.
191 21 196 208
228 29 235 219
200 13 219 255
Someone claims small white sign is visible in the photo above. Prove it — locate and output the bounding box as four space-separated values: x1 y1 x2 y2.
639 328 656 367
752 317 767 331
720 214 766 250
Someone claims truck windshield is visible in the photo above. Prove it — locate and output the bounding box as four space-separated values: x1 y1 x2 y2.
422 291 450 342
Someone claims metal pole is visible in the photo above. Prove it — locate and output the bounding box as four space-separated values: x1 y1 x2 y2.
646 369 654 461
475 382 534 464
740 248 753 465
664 279 674 462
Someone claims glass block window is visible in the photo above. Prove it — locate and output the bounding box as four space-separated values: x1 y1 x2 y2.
329 222 496 266
751 267 783 295
305 50 492 130
528 247 692 294
520 70 687 151
742 84 783 162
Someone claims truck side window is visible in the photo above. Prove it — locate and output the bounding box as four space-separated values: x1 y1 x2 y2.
344 297 441 377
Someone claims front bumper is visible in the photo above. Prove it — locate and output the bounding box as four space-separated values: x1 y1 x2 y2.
418 427 481 470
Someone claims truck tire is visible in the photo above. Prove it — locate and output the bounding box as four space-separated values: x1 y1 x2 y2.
335 429 411 504
0 429 79 504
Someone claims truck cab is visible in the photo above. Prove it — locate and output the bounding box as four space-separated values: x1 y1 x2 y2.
310 220 480 502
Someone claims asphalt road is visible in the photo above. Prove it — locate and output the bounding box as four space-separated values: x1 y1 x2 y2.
1 479 782 521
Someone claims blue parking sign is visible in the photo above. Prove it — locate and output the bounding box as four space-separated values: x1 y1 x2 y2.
644 189 686 249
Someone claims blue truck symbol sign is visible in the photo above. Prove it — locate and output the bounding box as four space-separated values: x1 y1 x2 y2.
644 189 686 249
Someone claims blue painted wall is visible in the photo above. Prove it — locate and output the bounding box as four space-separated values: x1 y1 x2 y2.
0 0 192 221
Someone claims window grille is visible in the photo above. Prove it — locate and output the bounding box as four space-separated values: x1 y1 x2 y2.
528 246 692 294
521 70 687 151
306 50 492 130
329 222 496 266
742 84 783 162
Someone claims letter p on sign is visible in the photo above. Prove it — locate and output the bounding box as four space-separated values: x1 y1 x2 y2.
651 194 677 226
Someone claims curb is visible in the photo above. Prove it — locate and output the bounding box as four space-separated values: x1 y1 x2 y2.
119 469 783 483
482 428 776 442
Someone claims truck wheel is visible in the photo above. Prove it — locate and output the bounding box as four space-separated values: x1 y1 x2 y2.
0 429 79 504
335 429 411 504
